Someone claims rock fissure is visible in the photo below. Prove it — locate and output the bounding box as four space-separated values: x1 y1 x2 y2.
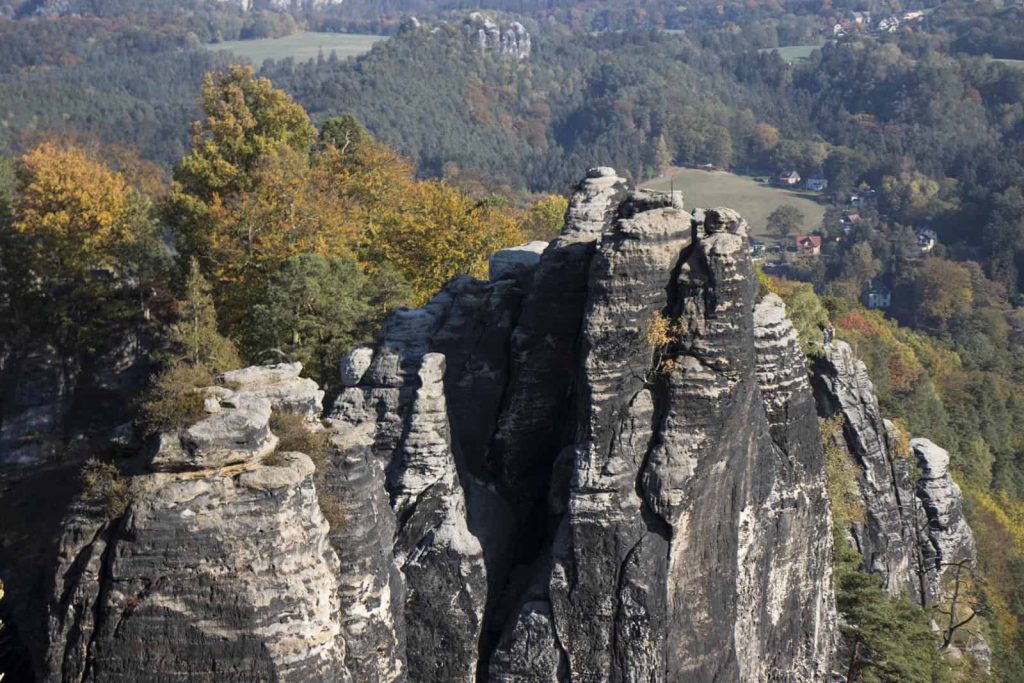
26 168 983 682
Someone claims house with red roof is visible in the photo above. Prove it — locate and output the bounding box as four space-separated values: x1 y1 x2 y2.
795 235 822 256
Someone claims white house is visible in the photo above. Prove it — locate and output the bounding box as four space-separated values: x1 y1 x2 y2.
877 16 900 32
865 282 892 309
805 176 828 191
776 170 801 186
916 228 937 253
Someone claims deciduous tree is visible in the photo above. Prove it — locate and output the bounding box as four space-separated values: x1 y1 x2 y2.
767 204 806 237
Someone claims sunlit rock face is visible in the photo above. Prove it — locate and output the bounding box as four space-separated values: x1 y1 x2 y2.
44 365 349 682
812 344 978 608
38 170 839 683
335 168 836 682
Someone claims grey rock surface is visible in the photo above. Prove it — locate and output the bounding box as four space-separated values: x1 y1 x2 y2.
41 365 350 682
331 170 835 682
812 343 979 608
813 340 916 595
35 169 850 682
911 438 976 600
488 240 549 281
464 13 531 59
44 451 347 682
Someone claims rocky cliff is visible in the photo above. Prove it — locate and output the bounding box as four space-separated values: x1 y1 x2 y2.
44 363 349 682
24 168 843 681
812 341 978 608
463 13 531 59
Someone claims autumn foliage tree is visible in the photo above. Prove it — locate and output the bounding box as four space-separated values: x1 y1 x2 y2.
167 67 524 334
519 194 568 241
8 142 164 353
13 142 157 277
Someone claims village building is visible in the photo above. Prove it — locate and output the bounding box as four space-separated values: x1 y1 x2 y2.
776 169 801 186
877 16 900 32
795 234 822 256
917 228 937 253
865 281 892 309
805 176 828 191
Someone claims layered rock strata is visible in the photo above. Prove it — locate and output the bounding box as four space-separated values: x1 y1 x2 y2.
333 169 836 682
812 342 977 606
37 169 839 683
43 366 348 682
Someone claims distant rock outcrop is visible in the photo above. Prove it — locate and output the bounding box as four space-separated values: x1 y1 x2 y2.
812 341 978 606
464 13 531 59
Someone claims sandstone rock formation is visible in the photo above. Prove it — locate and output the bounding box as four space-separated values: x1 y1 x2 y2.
812 341 978 606
910 438 976 600
464 13 531 59
332 168 835 681
32 168 844 682
44 365 348 682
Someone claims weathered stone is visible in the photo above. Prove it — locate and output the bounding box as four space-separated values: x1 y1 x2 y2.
812 340 916 596
323 173 837 682
812 342 981 612
44 450 348 682
150 394 277 471
911 438 976 600
488 240 548 281
464 13 531 59
219 362 324 420
340 347 374 387
29 169 907 683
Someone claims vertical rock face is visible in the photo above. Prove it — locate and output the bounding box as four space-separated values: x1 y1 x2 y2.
43 366 348 682
812 342 978 606
36 169 839 682
910 438 976 601
333 170 835 682
0 326 156 677
812 341 915 594
463 13 531 59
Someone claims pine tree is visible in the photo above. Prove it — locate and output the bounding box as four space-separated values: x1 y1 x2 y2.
168 259 240 373
653 134 673 175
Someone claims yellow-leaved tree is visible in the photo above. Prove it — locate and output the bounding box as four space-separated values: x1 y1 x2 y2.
359 179 523 303
13 142 155 277
9 142 164 353
167 67 524 343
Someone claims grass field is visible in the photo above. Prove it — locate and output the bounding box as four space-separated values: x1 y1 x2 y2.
758 44 822 62
643 167 828 238
208 32 386 65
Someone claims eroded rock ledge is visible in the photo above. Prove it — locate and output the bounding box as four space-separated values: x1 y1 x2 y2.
45 364 346 682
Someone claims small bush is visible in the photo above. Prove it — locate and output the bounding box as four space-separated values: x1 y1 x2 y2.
266 410 342 529
644 312 683 378
269 411 328 468
140 363 213 434
317 492 346 530
81 458 131 518
821 416 866 529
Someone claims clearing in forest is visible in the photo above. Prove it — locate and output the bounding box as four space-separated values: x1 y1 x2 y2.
643 167 828 238
207 32 385 65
